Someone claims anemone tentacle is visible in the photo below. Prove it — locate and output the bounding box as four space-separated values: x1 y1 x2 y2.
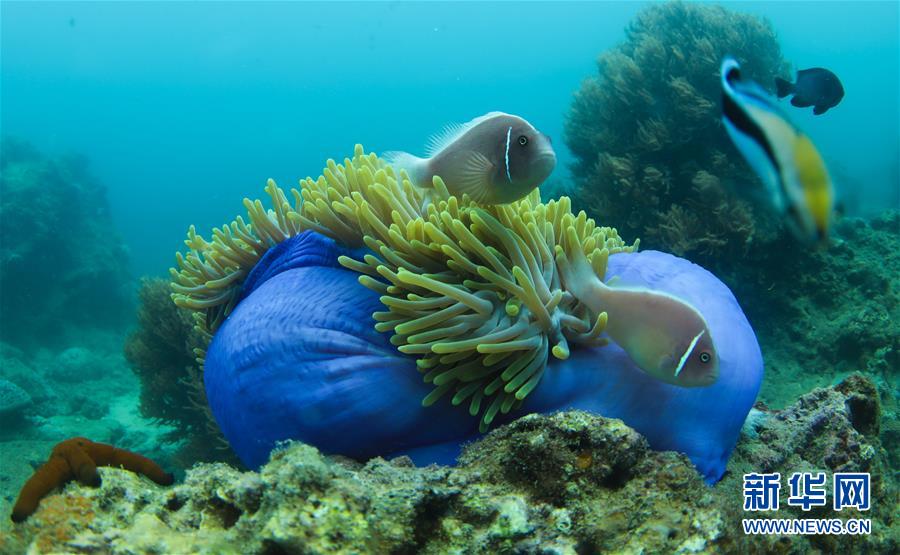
171 144 639 431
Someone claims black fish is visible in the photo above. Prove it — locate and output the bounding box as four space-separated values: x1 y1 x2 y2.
775 68 844 115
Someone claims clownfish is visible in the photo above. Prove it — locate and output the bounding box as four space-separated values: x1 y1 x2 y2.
386 111 557 205
720 57 835 243
555 238 719 388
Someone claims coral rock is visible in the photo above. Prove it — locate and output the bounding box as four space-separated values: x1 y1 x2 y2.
721 373 897 553
0 378 31 416
2 389 896 553
10 437 174 523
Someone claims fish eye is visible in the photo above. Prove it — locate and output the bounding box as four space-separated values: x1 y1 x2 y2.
699 351 711 363
518 135 528 146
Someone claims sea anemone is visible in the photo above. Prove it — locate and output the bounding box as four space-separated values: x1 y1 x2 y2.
171 145 637 431
170 145 763 482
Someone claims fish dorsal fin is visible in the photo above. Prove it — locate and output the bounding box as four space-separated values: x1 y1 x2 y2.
612 285 711 329
455 150 495 203
604 274 647 289
424 111 510 157
425 123 467 157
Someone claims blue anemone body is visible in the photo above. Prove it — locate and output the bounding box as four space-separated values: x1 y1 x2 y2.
204 231 763 483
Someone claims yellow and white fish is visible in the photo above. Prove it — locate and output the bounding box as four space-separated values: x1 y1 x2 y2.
555 238 719 388
720 57 835 242
386 111 557 205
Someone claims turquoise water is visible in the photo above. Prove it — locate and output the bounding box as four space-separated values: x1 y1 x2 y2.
2 1 896 277
1 1 897 552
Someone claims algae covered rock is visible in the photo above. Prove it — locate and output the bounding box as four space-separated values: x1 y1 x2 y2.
0 413 722 554
566 1 788 262
0 351 55 411
456 412 722 553
0 137 132 349
718 373 898 554
734 374 886 483
0 378 31 417
3 380 895 554
728 211 899 433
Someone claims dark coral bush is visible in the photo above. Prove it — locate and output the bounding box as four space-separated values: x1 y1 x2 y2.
565 1 789 263
124 278 234 466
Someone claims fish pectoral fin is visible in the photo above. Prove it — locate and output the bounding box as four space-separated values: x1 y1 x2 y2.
455 150 495 202
658 354 677 375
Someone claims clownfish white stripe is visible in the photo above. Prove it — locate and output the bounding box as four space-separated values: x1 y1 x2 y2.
504 125 513 183
674 330 705 378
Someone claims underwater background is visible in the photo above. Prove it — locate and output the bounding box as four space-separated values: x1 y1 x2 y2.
1 1 897 553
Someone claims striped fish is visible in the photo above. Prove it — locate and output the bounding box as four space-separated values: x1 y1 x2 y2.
720 57 834 242
386 112 556 205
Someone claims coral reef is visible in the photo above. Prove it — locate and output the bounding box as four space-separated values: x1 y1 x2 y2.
0 343 57 416
10 437 174 523
2 375 894 553
124 278 230 466
0 137 133 350
565 1 788 263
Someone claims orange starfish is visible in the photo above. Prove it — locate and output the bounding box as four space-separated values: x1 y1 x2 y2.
10 436 174 523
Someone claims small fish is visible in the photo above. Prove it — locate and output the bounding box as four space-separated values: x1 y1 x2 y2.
775 67 844 115
555 241 718 388
720 57 834 242
386 111 556 204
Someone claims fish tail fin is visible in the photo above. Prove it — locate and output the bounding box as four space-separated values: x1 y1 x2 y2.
774 77 794 98
383 151 429 188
